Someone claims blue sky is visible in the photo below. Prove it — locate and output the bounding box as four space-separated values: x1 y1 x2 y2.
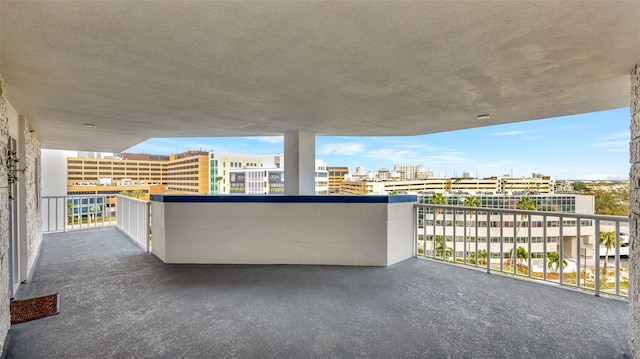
128 108 630 181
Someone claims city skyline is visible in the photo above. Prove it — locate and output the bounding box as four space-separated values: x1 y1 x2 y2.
128 107 630 181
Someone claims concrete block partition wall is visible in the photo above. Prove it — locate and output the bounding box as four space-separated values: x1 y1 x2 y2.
150 195 417 266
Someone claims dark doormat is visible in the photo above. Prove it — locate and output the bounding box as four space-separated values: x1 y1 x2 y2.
10 293 59 324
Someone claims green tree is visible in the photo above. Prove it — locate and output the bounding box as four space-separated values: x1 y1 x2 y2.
435 236 452 259
599 231 616 275
593 189 628 216
571 182 589 193
469 250 487 265
547 252 567 274
67 201 73 224
462 196 480 259
216 176 224 194
509 246 528 266
477 249 487 265
516 196 537 213
431 192 447 216
453 178 461 193
513 196 537 262
120 190 146 199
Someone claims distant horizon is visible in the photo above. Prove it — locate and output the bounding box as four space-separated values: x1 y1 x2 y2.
126 107 631 182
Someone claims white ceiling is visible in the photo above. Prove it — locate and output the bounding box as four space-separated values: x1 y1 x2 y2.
1 1 639 152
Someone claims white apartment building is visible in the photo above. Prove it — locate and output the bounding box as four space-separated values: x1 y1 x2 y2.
228 167 329 194
394 164 424 180
418 193 600 265
209 151 281 194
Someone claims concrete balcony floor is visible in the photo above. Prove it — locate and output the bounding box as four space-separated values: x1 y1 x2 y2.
6 228 629 358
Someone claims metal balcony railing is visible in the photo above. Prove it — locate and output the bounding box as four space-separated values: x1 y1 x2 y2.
115 195 151 251
42 195 117 233
42 194 150 252
415 204 629 298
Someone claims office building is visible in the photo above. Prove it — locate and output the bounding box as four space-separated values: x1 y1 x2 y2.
66 151 210 195
228 168 329 194
209 151 281 194
418 193 597 262
341 176 555 195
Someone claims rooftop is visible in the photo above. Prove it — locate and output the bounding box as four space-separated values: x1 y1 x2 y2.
7 228 629 358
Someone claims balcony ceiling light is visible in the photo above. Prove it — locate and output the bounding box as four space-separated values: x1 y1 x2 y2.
476 114 490 120
84 123 96 128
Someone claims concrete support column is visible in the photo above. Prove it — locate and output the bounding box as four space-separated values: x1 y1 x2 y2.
283 130 315 195
630 60 640 357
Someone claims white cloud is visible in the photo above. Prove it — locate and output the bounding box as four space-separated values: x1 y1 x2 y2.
493 130 531 136
365 148 415 162
365 148 469 166
600 132 630 140
318 143 365 156
595 140 628 152
246 136 283 144
521 135 543 141
399 143 441 151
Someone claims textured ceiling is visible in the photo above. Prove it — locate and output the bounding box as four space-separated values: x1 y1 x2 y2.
1 1 639 151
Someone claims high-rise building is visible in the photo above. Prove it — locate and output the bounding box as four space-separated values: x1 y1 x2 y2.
228 167 329 194
66 151 210 195
393 164 424 180
417 193 597 261
341 176 555 195
209 151 280 194
327 167 349 194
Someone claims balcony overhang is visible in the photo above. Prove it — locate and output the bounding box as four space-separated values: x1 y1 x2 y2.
0 1 638 152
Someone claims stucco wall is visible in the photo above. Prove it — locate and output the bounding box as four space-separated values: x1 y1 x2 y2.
23 118 41 276
0 77 11 353
0 76 42 354
630 61 640 358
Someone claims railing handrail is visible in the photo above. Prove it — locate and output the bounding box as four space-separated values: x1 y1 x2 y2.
43 194 113 199
414 202 629 299
41 194 117 234
415 203 627 222
115 194 149 204
115 195 151 252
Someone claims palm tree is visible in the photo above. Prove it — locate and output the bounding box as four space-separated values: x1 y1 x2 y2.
513 196 537 263
216 176 224 194
477 249 487 265
462 196 480 260
516 196 537 219
430 192 447 217
547 252 567 274
509 246 528 266
599 231 616 275
435 236 452 259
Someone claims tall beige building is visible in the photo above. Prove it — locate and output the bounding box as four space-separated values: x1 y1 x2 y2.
66 151 210 195
341 176 555 195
